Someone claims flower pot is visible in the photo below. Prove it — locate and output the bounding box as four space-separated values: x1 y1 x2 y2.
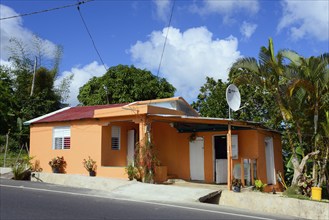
311 187 322 201
89 170 96 177
52 167 60 173
233 186 241 192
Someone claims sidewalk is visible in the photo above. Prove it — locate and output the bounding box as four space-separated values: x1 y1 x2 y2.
30 172 221 203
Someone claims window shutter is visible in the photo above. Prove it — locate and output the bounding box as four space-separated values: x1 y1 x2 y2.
53 127 71 150
111 126 120 150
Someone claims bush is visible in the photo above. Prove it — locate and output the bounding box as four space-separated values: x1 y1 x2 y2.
297 174 313 197
11 157 32 180
254 179 267 192
283 185 310 200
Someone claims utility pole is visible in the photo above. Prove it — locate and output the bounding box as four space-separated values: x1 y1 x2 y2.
30 56 37 96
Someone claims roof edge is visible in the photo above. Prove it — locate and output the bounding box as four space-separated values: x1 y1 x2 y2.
23 107 71 125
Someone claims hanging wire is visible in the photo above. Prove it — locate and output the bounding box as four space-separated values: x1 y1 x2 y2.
0 0 94 20
156 0 176 78
77 4 107 72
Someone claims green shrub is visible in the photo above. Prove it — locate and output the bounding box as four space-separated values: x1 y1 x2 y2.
254 179 267 192
283 185 310 200
11 157 33 180
297 174 313 197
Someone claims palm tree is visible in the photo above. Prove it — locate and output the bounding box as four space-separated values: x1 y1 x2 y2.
287 53 329 185
229 38 320 185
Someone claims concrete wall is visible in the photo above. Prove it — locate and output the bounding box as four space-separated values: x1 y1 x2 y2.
219 190 329 220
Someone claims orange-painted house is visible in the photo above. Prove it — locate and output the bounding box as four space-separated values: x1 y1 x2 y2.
25 97 284 190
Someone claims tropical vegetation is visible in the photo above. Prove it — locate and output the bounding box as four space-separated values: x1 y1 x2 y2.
193 38 328 195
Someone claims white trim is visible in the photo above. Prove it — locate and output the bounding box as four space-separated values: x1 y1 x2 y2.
24 107 71 125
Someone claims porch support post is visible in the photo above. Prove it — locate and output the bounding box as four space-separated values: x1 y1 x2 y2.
227 122 232 190
138 116 147 144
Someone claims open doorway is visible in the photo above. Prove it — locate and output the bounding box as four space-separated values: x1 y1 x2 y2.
214 135 227 183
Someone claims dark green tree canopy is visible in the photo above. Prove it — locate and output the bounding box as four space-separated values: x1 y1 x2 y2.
78 65 176 105
191 77 229 118
192 77 278 127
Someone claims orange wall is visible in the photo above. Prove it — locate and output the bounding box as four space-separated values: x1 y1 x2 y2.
29 120 135 179
101 122 138 167
152 122 283 184
30 118 283 184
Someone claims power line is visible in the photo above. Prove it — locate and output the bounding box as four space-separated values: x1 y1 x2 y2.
156 0 175 78
77 4 107 72
0 0 94 21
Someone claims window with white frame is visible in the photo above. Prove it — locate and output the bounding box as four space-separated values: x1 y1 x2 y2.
111 126 120 150
53 127 71 150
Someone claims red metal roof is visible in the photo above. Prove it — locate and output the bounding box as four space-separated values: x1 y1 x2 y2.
34 103 127 124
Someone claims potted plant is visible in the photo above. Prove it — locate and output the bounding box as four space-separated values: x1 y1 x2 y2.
82 156 97 176
254 179 267 192
49 156 66 173
125 163 137 181
232 178 242 192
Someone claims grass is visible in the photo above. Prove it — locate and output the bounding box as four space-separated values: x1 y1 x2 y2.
0 151 29 167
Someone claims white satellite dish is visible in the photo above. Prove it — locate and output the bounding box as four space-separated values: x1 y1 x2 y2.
226 84 241 116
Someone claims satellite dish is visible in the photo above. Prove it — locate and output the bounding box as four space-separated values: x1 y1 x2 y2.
226 84 241 112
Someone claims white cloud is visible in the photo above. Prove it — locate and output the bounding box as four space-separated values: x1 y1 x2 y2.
130 26 241 102
278 0 329 41
192 0 259 23
55 61 106 106
153 0 171 22
240 21 257 39
0 4 57 62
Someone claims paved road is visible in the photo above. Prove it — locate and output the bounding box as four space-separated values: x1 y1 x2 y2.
0 179 296 220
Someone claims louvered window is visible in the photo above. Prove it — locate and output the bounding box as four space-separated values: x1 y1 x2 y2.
53 127 71 150
111 126 120 150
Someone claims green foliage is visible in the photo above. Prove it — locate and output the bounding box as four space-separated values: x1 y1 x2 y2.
134 136 159 183
11 156 33 180
82 156 97 172
0 67 16 134
297 174 314 197
0 37 66 151
228 39 329 186
125 163 138 181
78 65 176 105
254 179 267 192
191 77 228 118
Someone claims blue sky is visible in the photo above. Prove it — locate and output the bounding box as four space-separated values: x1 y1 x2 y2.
1 0 328 106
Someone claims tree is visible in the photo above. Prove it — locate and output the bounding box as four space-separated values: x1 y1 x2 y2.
286 53 329 186
0 37 65 150
0 66 16 134
192 76 280 128
191 77 229 118
78 65 176 105
229 38 322 185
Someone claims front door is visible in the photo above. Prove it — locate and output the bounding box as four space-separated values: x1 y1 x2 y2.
127 130 135 165
214 136 227 183
265 137 276 184
189 137 205 181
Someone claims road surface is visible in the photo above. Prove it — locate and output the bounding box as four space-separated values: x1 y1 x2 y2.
0 179 296 220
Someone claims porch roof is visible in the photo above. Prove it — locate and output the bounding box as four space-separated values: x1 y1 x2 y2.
148 114 279 133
